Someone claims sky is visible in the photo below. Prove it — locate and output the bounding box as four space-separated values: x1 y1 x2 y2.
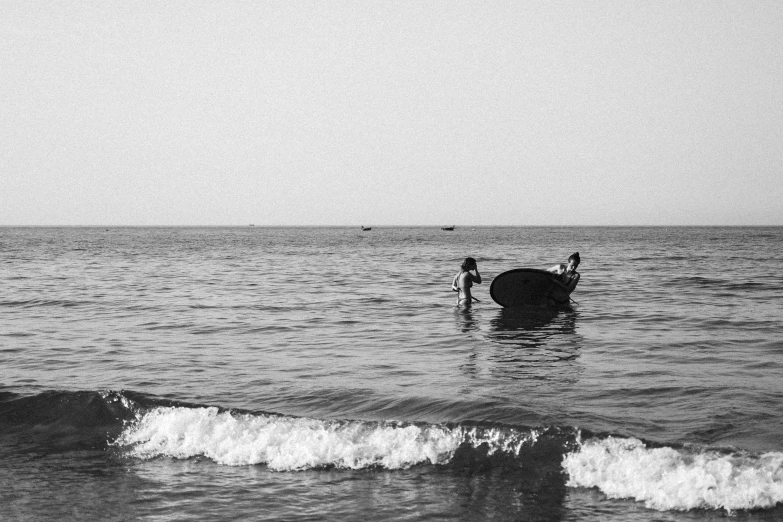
1 1 781 226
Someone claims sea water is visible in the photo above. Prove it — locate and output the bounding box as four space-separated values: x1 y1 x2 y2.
1 226 782 521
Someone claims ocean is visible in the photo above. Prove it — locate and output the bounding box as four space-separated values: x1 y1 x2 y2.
1 226 782 521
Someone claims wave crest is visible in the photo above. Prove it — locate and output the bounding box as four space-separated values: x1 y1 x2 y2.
114 406 549 471
563 435 783 512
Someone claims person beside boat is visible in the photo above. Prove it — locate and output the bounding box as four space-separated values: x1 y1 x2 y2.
547 252 580 294
452 257 482 306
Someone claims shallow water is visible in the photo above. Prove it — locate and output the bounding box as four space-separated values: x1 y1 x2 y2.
1 226 782 520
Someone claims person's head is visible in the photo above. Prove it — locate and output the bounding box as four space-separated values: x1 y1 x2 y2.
461 257 477 271
567 252 580 272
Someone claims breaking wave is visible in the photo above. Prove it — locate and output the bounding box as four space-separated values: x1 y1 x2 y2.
114 405 551 471
563 435 783 512
2 389 782 513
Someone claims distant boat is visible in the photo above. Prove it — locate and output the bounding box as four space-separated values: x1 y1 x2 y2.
361 226 372 231
441 225 455 231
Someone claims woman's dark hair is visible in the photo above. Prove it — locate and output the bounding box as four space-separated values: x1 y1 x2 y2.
569 252 580 264
461 257 476 271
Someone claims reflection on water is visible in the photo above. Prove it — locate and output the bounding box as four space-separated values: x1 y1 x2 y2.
489 307 563 346
487 307 583 383
488 307 577 349
457 306 584 386
453 305 480 334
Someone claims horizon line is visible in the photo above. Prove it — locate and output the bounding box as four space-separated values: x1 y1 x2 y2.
2 224 781 228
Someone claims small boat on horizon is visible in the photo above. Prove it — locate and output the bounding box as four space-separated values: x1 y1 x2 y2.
361 226 372 231
441 225 455 231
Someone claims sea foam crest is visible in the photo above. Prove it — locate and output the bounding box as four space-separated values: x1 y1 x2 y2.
116 407 536 471
563 436 783 512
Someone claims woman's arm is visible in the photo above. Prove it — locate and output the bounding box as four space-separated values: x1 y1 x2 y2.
452 272 461 292
565 272 580 293
547 264 565 274
470 267 482 284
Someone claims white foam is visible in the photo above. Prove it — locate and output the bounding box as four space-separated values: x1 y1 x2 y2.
563 436 783 512
116 407 536 471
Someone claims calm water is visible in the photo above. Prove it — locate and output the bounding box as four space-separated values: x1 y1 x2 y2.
1 226 782 521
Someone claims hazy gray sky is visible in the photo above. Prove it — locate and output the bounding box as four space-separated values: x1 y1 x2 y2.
1 1 781 226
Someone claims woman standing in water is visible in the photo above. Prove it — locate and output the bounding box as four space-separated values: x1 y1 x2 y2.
548 252 581 294
452 257 482 306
